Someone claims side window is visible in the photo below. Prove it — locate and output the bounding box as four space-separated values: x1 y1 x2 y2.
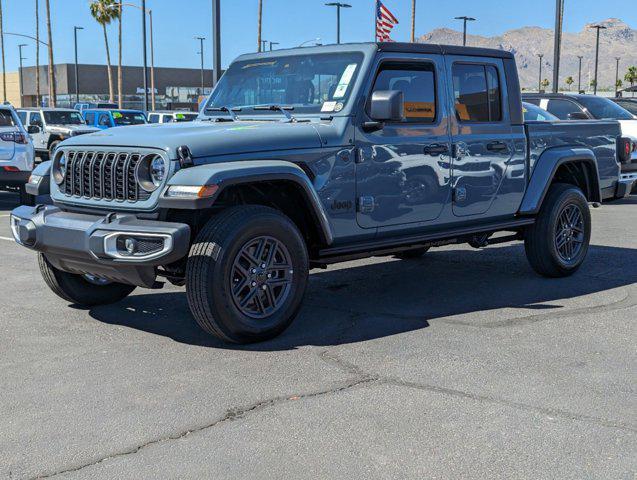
370 63 437 123
98 113 111 126
17 111 27 124
545 99 582 120
31 112 43 126
148 114 159 124
162 115 173 123
84 112 95 125
524 98 541 106
452 63 502 122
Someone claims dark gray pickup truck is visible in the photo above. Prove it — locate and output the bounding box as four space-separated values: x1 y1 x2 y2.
11 42 635 343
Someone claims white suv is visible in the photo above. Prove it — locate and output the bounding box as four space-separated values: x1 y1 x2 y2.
0 105 35 205
147 110 199 124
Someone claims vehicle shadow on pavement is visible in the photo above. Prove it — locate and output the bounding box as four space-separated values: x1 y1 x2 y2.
88 243 637 351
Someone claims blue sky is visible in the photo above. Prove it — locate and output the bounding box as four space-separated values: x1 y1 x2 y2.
1 0 634 71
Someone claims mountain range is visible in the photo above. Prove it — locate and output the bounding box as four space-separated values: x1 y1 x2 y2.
418 18 637 91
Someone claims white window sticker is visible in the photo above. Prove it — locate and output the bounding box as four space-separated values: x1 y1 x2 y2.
333 63 357 99
321 101 337 112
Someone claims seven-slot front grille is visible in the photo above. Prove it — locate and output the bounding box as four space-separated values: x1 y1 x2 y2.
61 150 151 202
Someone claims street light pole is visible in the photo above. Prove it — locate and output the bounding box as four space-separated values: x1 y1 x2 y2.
195 36 206 93
590 24 606 95
73 26 83 105
615 57 620 97
577 55 583 93
454 16 475 46
141 0 149 111
18 44 26 107
325 3 351 44
537 53 544 92
211 0 221 86
149 9 155 110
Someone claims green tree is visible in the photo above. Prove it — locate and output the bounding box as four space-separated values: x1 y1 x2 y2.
89 0 120 103
565 76 574 91
625 66 637 97
616 79 623 90
541 78 550 90
589 79 597 89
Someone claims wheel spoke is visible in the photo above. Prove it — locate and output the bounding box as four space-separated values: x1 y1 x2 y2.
239 288 257 308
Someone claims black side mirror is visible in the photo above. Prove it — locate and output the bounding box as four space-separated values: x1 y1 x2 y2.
567 111 589 120
369 90 404 122
27 125 41 134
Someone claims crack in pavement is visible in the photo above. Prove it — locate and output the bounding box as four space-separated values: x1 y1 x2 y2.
31 376 378 480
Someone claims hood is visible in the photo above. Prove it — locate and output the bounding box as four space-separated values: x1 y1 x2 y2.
48 124 100 136
60 120 325 158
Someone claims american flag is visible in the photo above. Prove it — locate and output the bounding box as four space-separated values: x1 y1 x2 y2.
375 0 399 42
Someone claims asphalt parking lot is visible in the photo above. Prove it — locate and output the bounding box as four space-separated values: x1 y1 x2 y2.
0 191 635 480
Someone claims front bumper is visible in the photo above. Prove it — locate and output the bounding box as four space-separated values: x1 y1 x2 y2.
10 205 191 288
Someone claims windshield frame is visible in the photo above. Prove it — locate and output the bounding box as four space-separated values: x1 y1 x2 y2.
43 110 84 126
576 96 635 120
203 47 374 119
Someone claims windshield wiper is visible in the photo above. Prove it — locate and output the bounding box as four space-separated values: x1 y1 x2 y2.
204 106 241 121
252 104 296 122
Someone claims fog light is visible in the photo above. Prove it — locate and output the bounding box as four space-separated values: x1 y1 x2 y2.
125 238 138 254
10 215 21 242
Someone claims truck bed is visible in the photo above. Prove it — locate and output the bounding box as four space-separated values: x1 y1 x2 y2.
525 120 622 198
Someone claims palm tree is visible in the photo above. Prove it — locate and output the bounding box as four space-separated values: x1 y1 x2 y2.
117 0 123 108
0 0 6 103
565 76 574 91
35 0 41 106
541 78 550 90
89 0 119 103
45 0 56 107
625 66 637 97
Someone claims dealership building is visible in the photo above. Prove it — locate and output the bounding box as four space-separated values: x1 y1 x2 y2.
9 63 217 110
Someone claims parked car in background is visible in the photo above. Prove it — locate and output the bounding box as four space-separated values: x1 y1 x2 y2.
83 109 148 129
522 102 558 122
74 102 118 113
611 97 637 117
12 42 635 344
147 110 199 124
0 105 35 205
16 108 99 160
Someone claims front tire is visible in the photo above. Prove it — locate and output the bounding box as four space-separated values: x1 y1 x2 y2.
524 183 591 278
186 206 309 344
38 254 136 306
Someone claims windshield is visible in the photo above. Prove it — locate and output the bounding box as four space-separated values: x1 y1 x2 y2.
206 52 364 115
577 96 634 120
112 111 147 126
523 102 558 122
173 113 198 122
615 100 637 116
43 111 84 125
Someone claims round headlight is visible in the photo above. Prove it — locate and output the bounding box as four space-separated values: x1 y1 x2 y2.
150 156 166 187
52 152 66 185
136 154 167 192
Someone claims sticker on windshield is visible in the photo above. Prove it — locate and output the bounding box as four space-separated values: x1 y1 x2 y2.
333 63 357 99
112 111 123 118
175 113 185 119
321 101 337 112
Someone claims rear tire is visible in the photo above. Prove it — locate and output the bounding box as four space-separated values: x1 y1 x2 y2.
186 206 309 344
524 183 591 278
38 254 136 306
394 247 430 260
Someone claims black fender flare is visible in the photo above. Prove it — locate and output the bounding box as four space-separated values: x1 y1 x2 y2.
158 160 334 245
518 147 601 215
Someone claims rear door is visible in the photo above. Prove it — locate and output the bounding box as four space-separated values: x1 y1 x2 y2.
355 54 452 228
447 58 526 217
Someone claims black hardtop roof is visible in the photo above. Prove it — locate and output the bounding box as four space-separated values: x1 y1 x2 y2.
376 42 514 59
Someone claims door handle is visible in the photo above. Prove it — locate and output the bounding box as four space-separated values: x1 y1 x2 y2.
486 141 509 152
423 143 449 156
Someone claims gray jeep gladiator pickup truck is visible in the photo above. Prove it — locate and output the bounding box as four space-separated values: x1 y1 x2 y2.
10 43 634 344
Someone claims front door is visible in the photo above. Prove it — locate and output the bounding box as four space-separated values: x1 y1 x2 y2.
27 111 48 152
355 55 452 229
447 58 526 218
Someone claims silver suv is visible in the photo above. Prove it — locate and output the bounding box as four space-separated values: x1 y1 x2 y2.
16 108 99 159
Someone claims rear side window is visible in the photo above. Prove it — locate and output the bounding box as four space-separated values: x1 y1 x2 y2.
84 112 95 125
0 110 16 127
148 114 159 124
452 63 502 122
162 115 174 123
98 113 111 126
31 112 42 126
370 62 437 123
545 99 583 120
